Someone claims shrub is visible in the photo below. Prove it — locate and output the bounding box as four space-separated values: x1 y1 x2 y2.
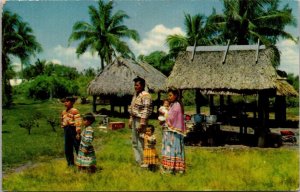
27 75 79 100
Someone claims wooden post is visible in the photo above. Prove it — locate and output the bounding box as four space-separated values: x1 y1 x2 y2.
209 95 215 115
92 95 97 112
110 97 114 114
195 89 201 114
275 95 286 127
257 93 270 147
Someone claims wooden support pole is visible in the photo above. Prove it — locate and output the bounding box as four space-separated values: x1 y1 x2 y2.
257 92 270 147
255 39 260 63
191 40 197 61
222 39 230 64
195 89 201 114
92 95 97 112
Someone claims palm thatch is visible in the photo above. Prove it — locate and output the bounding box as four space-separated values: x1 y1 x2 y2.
166 46 297 96
87 57 167 96
276 78 299 96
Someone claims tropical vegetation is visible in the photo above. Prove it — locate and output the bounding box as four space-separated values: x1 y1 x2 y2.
68 0 140 70
2 10 42 107
2 0 299 190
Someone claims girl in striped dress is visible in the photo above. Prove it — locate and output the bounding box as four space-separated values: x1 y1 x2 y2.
76 113 96 173
140 125 159 171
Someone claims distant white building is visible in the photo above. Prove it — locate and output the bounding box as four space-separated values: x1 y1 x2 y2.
9 79 23 86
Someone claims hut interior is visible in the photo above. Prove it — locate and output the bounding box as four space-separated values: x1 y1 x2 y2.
167 44 298 147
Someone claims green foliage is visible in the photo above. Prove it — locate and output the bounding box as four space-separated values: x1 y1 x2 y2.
27 75 79 100
286 97 299 108
2 10 42 107
75 76 95 97
46 113 61 132
139 51 175 76
287 73 299 91
182 90 196 106
211 0 296 46
19 112 43 135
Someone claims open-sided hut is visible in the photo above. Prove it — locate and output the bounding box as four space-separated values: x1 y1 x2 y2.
87 57 167 113
166 45 298 147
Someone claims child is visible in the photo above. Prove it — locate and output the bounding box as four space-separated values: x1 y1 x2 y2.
158 99 170 125
61 96 81 167
140 125 159 171
76 113 97 173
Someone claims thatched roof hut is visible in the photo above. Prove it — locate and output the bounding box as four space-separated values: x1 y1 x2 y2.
88 57 167 96
166 45 297 96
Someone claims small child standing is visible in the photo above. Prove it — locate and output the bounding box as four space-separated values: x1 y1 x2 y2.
76 113 97 173
158 99 170 126
140 125 159 171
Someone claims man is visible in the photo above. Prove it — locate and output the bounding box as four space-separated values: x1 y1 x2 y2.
128 76 152 166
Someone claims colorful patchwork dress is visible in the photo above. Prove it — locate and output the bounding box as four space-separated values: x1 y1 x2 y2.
140 134 159 165
76 126 96 169
161 101 186 173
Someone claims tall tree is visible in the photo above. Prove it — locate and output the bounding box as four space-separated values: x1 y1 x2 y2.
210 0 297 46
69 0 140 70
2 10 42 107
166 13 219 59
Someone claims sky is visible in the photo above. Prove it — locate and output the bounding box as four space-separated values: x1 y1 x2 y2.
2 0 300 75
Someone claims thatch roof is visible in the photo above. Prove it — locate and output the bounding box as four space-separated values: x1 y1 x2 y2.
166 45 297 96
276 78 299 96
87 57 167 96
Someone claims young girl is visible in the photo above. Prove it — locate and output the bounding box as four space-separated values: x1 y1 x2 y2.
61 96 81 167
76 113 97 173
140 125 159 171
158 99 170 126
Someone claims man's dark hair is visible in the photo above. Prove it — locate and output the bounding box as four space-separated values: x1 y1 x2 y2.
133 76 145 88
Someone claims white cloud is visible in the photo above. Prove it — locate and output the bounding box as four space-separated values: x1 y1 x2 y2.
129 24 185 56
51 45 100 71
276 39 299 75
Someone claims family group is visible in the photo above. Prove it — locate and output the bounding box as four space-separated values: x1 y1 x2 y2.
60 76 186 174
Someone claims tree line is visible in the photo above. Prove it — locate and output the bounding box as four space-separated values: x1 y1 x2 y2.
2 0 299 107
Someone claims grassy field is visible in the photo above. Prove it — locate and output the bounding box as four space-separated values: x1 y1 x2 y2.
2 99 299 191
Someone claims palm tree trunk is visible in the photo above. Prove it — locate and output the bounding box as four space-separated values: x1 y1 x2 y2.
100 56 104 70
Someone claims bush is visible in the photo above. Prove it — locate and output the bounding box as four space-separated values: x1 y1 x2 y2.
182 90 196 106
26 75 79 100
286 97 299 108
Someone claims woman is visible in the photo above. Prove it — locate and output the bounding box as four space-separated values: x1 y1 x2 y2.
161 88 186 174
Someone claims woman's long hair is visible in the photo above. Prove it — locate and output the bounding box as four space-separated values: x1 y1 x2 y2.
167 87 184 114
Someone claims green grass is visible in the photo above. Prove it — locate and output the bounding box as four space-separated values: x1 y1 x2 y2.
2 99 300 191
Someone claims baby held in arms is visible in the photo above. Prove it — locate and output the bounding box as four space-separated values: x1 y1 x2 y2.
158 99 170 125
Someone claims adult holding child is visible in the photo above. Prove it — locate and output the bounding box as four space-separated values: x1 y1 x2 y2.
61 96 82 167
128 76 153 166
161 88 186 174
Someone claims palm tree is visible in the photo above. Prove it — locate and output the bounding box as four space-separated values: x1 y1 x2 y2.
166 13 219 60
16 21 42 77
69 0 140 70
210 0 297 47
2 10 42 106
